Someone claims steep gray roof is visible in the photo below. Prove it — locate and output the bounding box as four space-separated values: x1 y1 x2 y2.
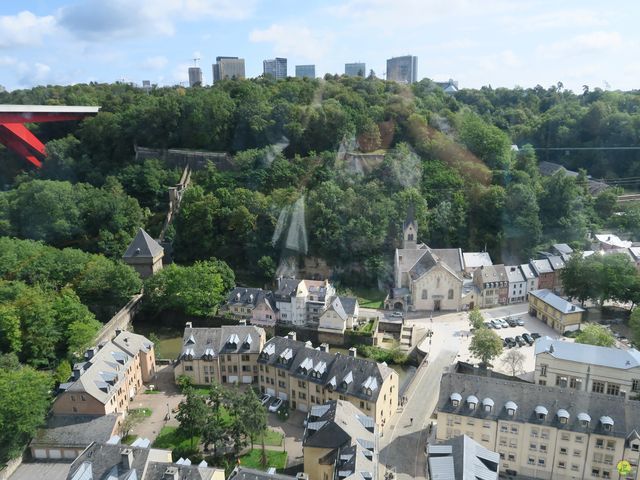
338 296 358 316
552 243 573 255
438 372 640 439
428 435 499 480
274 278 300 301
179 325 264 360
407 248 462 282
528 289 584 314
505 266 524 283
538 161 609 195
31 415 119 448
228 467 297 480
475 265 507 285
535 336 640 369
519 264 536 280
546 255 565 270
462 252 493 270
326 297 348 321
123 228 163 259
530 258 553 275
432 248 464 274
258 337 394 402
226 287 267 309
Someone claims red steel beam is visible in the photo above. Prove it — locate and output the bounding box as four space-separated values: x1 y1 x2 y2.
1 123 46 156
0 113 90 123
0 125 42 167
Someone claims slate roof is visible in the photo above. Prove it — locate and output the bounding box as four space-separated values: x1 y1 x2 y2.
123 228 163 259
428 435 499 480
227 467 297 480
538 161 609 195
179 325 265 360
31 414 119 449
505 266 524 283
462 252 493 270
258 337 394 402
595 234 632 249
274 278 300 302
431 248 465 274
437 372 640 439
67 442 220 480
535 336 640 369
338 296 358 316
326 297 348 321
112 331 153 358
226 287 268 309
546 255 565 271
475 265 507 285
528 289 584 314
402 247 462 282
530 258 553 275
519 264 536 281
552 243 574 256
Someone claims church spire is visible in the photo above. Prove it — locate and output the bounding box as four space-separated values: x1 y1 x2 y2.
402 205 417 249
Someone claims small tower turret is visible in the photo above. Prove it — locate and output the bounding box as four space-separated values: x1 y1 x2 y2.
403 205 417 249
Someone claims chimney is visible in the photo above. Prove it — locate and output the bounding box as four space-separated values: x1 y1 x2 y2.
163 466 179 480
72 365 85 380
115 329 123 336
239 319 247 326
85 347 97 360
287 331 297 341
319 343 329 353
348 347 357 358
305 340 313 348
185 321 193 329
121 448 134 470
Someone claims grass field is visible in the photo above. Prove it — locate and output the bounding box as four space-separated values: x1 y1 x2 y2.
152 426 199 452
254 429 284 447
239 449 287 470
352 287 385 308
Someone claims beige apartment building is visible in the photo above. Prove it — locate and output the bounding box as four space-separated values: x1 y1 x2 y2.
53 331 155 416
528 289 584 333
173 324 266 385
257 334 398 427
534 336 640 398
437 372 640 480
303 400 377 480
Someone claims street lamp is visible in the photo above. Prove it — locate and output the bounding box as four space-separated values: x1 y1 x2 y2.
166 402 170 421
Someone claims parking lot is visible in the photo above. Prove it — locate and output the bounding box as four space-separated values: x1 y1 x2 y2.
456 311 568 380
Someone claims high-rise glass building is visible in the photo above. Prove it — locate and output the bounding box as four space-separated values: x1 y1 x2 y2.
295 65 315 78
188 67 203 87
386 56 418 84
212 57 246 83
345 62 366 77
263 57 287 80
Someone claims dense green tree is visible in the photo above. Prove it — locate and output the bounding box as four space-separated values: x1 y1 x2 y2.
469 328 504 366
575 323 616 347
0 366 52 463
176 389 209 448
468 308 485 330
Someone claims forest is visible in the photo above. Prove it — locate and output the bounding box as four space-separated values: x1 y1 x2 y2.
1 74 640 465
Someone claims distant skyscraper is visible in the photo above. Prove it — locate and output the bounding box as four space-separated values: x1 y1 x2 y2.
345 62 366 77
188 67 203 87
212 56 246 83
141 80 151 93
263 58 287 80
295 65 315 78
386 55 418 84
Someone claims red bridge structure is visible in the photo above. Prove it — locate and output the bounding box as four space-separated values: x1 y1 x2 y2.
0 104 100 167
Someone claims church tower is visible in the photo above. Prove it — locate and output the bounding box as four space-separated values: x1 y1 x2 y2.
403 205 417 249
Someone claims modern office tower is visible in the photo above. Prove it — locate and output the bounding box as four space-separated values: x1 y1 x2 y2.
345 62 366 77
386 55 418 84
212 56 246 83
188 67 203 87
141 80 151 92
263 57 287 80
295 65 315 78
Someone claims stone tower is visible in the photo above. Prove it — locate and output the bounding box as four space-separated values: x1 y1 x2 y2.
403 205 417 249
122 228 164 279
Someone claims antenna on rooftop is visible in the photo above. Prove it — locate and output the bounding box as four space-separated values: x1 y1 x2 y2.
192 57 200 67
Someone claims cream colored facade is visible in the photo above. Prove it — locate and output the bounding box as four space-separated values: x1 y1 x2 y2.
303 446 335 480
528 290 583 333
410 263 463 311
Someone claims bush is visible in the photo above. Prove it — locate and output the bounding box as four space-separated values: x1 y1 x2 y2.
356 344 408 365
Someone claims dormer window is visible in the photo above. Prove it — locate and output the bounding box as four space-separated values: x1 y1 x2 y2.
600 416 614 432
535 405 548 421
505 401 518 417
450 393 462 407
578 412 591 428
557 409 570 425
482 398 494 413
466 395 478 411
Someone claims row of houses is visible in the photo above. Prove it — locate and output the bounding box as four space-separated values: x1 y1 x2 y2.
173 326 398 427
220 279 360 334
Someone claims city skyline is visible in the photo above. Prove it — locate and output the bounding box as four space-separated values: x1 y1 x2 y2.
0 1 639 92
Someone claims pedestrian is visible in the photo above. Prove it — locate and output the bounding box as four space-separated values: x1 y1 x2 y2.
410 417 413 426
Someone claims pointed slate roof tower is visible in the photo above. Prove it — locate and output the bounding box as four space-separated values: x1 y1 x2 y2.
122 228 164 279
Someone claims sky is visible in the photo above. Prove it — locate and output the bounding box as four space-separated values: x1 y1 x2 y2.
1 0 639 93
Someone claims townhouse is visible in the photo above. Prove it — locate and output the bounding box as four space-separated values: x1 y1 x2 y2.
257 334 398 427
53 330 155 416
318 296 360 334
221 287 278 328
437 371 640 480
473 265 508 308
303 400 377 480
173 324 266 385
530 259 555 291
506 265 527 304
528 289 584 334
534 336 640 398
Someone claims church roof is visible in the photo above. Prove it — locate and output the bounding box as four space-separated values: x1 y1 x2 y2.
403 205 417 231
123 228 163 259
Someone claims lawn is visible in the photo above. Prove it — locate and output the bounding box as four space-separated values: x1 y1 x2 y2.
130 407 152 417
239 449 287 470
254 429 283 447
152 426 199 453
352 287 385 309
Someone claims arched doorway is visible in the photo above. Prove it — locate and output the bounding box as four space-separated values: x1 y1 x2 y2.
393 302 403 310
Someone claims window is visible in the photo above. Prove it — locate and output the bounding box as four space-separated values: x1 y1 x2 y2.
278 380 285 388
541 429 549 439
185 366 193 371
80 394 86 401
593 381 605 394
571 464 580 472
540 364 547 377
467 419 475 426
421 289 428 299
510 425 518 434
573 449 581 457
241 354 250 361
499 437 507 447
560 447 567 455
633 379 640 393
527 457 535 465
594 453 603 463
500 424 508 432
575 435 583 444
538 458 545 466
607 383 620 396
558 461 566 469
606 440 615 450
448 289 453 299
70 395 76 401
631 443 639 452
482 434 490 442
596 439 604 449
298 380 306 388
529 443 537 451
530 428 539 438
592 468 600 477
604 455 613 465
556 375 567 387
508 454 515 462
561 433 570 441
538 380 546 386
540 444 547 452
483 421 491 429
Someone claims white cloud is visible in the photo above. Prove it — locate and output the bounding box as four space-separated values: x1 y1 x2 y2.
142 56 169 70
250 24 335 61
57 0 256 40
0 56 17 66
0 11 56 48
502 8 608 32
538 31 623 59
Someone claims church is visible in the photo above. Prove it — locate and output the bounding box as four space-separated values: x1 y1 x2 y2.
384 210 478 312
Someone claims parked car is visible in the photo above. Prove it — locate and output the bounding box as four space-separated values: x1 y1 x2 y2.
515 335 526 347
269 398 283 413
522 333 534 346
516 317 525 326
391 311 403 318
504 337 516 348
490 319 501 329
498 319 509 329
260 394 271 406
531 332 541 340
506 317 517 327
484 321 494 329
